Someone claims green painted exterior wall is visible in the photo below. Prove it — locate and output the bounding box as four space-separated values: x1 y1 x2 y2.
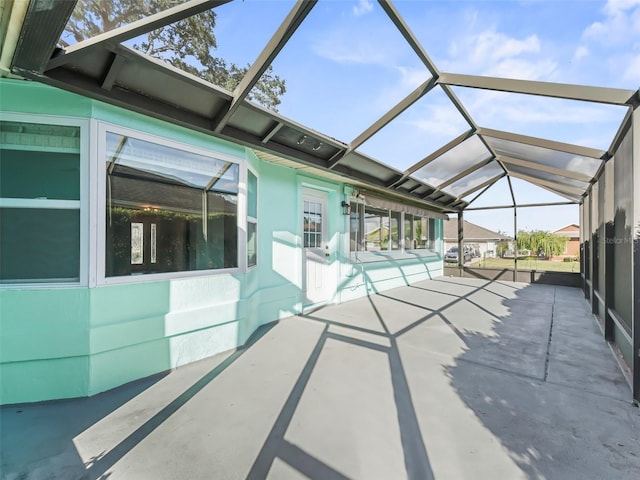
0 79 443 404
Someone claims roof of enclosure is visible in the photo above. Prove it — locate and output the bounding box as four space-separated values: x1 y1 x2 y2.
6 0 640 214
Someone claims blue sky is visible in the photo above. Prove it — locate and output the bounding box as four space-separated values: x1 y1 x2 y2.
89 0 640 234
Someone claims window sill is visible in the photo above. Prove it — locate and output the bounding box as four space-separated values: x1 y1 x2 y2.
0 281 84 290
349 250 441 264
99 266 242 286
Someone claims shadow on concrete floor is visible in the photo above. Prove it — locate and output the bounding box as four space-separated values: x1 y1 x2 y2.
1 278 639 479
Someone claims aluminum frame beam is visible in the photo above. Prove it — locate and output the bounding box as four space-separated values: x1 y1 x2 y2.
439 72 637 106
261 122 283 144
435 157 493 191
12 0 636 240
478 127 606 159
12 0 77 74
506 173 517 208
213 0 316 133
404 129 475 177
513 202 518 281
465 201 576 211
46 0 231 71
100 53 126 91
463 183 494 208
378 3 512 185
607 107 633 159
378 0 439 78
458 211 464 270
632 107 640 403
329 76 438 170
437 84 511 178
439 84 478 132
543 186 583 203
352 76 438 150
454 173 506 200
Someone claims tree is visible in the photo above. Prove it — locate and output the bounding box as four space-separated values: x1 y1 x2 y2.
496 240 509 258
63 0 286 111
516 229 567 258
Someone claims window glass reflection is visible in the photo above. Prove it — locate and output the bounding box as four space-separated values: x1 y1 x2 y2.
105 132 238 277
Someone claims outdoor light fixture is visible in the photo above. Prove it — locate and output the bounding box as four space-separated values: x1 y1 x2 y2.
312 141 323 151
341 200 351 215
296 134 307 145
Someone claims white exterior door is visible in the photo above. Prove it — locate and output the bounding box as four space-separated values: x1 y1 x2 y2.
302 189 330 306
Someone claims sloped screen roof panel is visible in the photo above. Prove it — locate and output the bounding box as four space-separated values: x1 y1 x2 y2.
410 135 492 187
484 136 603 178
442 161 504 197
504 164 590 192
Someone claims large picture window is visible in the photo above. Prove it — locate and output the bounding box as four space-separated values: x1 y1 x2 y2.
105 132 239 277
350 202 437 255
0 120 81 284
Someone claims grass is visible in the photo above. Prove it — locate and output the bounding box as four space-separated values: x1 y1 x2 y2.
472 257 580 273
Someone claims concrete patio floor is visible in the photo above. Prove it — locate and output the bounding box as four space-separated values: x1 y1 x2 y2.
1 277 639 479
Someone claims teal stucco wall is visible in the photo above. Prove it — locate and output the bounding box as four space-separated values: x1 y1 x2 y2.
0 79 444 404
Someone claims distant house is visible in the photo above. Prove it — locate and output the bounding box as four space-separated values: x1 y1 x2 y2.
444 219 512 258
553 224 580 259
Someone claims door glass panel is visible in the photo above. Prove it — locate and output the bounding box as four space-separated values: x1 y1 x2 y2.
303 200 322 248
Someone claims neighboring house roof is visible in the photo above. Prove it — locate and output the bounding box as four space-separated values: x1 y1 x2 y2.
444 219 512 241
554 224 580 238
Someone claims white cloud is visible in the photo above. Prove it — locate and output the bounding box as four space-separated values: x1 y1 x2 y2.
353 0 373 17
367 66 431 115
442 28 558 81
470 31 541 64
406 103 469 139
572 46 590 62
623 51 640 83
583 0 640 45
312 21 406 67
487 58 557 81
313 34 393 66
604 0 640 15
455 88 626 149
395 66 430 90
578 0 640 87
473 91 616 125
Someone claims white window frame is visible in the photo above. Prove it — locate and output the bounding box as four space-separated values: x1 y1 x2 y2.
246 167 258 270
0 112 90 289
96 121 245 285
348 198 440 261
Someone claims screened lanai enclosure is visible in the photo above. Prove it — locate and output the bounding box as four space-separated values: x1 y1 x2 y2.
2 0 639 403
